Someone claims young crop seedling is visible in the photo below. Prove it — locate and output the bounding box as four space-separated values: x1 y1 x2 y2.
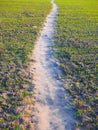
55 0 98 129
0 0 51 129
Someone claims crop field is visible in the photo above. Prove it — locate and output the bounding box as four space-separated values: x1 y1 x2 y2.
0 0 51 129
0 0 98 129
55 0 98 129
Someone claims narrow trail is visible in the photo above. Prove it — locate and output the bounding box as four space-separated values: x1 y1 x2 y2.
31 0 76 130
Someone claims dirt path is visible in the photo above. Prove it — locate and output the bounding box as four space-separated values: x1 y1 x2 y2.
31 0 76 130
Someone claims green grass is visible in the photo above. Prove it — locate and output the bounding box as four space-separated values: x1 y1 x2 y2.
55 0 98 129
0 0 51 129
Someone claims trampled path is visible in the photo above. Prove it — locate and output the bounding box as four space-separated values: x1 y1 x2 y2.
31 0 76 130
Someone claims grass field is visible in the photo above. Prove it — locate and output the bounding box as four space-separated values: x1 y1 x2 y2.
55 0 98 129
0 0 51 129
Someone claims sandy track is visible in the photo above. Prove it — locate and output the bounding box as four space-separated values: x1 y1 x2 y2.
30 0 76 130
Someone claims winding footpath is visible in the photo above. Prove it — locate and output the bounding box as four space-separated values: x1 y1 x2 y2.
31 0 76 130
